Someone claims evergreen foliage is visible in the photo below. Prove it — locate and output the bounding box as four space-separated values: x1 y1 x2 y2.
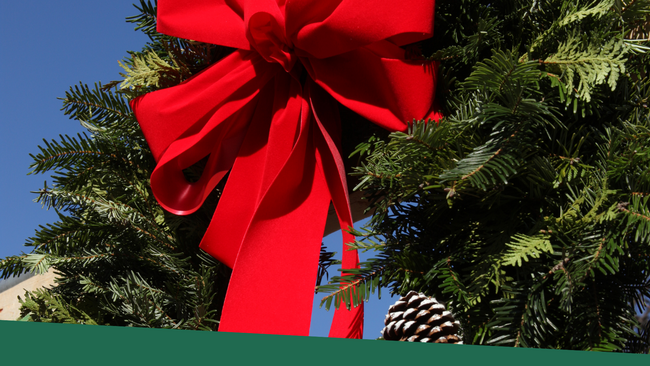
317 0 650 353
1 0 648 353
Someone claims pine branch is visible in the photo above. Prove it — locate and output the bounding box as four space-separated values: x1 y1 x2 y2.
126 0 158 40
19 288 99 325
501 234 554 267
60 83 132 128
543 37 628 102
318 256 389 311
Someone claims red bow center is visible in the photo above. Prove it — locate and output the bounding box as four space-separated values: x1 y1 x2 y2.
247 12 296 72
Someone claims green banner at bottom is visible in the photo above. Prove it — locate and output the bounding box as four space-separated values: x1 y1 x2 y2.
0 320 646 364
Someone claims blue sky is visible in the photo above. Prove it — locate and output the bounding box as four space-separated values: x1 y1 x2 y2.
0 0 396 339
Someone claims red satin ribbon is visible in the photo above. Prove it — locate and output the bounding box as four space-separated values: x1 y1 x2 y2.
130 0 441 338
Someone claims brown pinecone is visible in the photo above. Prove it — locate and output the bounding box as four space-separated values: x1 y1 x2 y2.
381 291 462 344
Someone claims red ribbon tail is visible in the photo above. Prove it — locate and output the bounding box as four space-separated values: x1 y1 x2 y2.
309 81 364 339
202 74 331 336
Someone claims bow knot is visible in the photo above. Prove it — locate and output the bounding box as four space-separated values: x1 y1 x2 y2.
247 12 297 72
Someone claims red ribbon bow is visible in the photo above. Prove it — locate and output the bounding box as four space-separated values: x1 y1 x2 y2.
130 0 440 338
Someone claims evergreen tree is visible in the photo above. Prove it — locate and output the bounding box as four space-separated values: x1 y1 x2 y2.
318 0 650 353
0 1 235 329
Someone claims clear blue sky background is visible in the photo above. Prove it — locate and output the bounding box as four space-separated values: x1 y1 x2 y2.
0 0 396 339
